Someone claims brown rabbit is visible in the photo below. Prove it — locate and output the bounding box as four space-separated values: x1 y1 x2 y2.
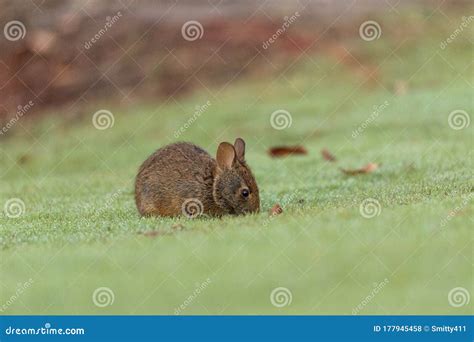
134 138 260 217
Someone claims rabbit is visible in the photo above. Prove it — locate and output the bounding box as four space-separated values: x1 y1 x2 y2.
134 138 260 217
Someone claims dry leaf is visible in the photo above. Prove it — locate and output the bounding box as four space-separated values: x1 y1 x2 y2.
17 154 32 165
140 231 161 237
268 146 307 157
321 148 336 162
172 223 184 230
394 80 408 96
340 162 380 175
269 203 283 216
140 230 175 237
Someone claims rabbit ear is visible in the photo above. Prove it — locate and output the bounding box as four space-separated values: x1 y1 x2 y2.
234 138 245 161
216 142 236 169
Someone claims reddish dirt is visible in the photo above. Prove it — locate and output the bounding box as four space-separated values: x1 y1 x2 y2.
0 14 319 123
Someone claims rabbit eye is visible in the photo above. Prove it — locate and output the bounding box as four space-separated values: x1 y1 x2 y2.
241 189 250 198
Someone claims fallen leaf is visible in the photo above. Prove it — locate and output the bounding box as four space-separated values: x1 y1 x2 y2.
140 231 161 237
321 148 336 162
268 146 307 157
269 203 283 216
139 230 174 237
171 223 184 230
340 162 380 175
394 80 408 96
17 154 32 165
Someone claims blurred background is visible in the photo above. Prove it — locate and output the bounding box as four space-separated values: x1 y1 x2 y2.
0 0 470 122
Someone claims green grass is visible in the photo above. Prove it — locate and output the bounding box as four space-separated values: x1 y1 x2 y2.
0 12 472 315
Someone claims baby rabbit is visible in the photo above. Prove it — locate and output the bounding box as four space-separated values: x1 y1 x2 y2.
135 138 260 217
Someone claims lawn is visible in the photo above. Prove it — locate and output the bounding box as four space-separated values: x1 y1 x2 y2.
0 12 472 315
